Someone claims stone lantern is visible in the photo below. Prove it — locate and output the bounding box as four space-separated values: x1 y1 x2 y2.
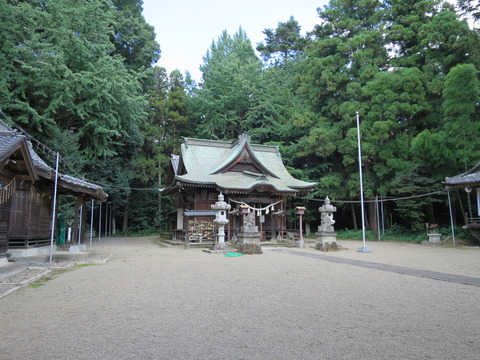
315 197 338 251
236 204 262 254
210 192 232 251
296 206 306 248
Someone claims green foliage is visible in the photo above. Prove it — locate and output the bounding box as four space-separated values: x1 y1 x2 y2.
195 28 263 139
442 63 480 172
3 0 480 235
0 0 162 233
110 0 161 71
256 16 308 66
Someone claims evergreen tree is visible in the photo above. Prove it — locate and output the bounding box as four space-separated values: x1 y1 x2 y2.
256 16 308 67
195 28 263 139
110 0 161 71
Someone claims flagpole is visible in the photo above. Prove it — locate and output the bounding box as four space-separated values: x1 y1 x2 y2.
356 112 372 253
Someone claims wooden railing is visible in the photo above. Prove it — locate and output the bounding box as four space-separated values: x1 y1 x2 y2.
172 229 187 243
466 217 480 227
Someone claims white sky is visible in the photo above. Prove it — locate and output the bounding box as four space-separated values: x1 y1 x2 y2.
141 0 329 81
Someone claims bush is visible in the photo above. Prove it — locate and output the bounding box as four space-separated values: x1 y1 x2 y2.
337 225 479 245
337 225 421 243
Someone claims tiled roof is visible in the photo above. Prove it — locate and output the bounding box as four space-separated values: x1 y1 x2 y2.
171 134 317 194
444 163 480 187
0 119 107 200
0 132 24 162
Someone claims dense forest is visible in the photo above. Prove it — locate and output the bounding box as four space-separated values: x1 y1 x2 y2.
1 0 480 236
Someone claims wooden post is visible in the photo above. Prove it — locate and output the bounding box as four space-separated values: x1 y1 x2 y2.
80 199 86 244
72 199 79 245
271 208 276 241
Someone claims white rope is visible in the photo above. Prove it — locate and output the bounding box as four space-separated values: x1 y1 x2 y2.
306 190 446 204
229 199 282 212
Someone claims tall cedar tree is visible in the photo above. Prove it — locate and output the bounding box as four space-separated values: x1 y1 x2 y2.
195 28 263 140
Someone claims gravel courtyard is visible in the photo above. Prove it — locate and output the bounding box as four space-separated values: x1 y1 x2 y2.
0 237 479 360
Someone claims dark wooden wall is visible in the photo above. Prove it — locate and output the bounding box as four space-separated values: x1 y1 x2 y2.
8 183 52 248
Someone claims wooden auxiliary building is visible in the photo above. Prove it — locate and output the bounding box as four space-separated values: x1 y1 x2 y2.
0 120 107 259
444 163 480 241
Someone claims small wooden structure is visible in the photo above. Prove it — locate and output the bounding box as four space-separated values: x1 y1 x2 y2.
0 120 107 257
444 163 480 241
0 130 38 257
163 133 317 244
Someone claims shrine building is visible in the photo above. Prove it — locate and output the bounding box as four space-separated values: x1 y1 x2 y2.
163 133 317 243
444 162 480 241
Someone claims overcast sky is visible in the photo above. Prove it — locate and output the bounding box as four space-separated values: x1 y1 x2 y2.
141 0 329 81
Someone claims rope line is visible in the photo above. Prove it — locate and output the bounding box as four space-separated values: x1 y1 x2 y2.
229 199 282 211
304 190 446 204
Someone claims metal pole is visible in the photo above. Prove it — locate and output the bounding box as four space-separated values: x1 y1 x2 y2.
89 199 94 247
98 202 102 243
381 194 385 235
376 195 380 241
356 112 372 253
49 152 60 264
447 188 456 245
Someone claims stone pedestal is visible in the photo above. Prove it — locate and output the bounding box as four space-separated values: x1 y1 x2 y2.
296 239 305 248
427 233 442 243
315 197 338 252
69 244 87 253
237 224 262 255
315 231 338 251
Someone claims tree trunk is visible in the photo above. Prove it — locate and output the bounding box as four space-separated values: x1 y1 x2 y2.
158 161 162 228
425 203 435 225
351 203 358 231
305 222 311 236
112 214 116 235
80 201 87 243
368 199 377 231
122 195 130 235
456 191 467 225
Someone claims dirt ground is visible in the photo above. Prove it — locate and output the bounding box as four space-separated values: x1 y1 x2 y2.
0 237 479 360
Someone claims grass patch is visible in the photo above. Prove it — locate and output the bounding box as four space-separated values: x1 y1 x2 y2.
70 263 97 270
30 275 54 288
336 227 423 243
29 264 96 288
29 269 65 288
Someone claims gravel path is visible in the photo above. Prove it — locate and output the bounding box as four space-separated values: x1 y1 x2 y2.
0 237 479 360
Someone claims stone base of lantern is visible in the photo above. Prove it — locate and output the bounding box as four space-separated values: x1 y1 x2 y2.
427 233 442 243
315 231 338 252
236 225 262 255
203 243 236 254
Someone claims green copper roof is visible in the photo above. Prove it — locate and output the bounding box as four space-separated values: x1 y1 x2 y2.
173 134 317 194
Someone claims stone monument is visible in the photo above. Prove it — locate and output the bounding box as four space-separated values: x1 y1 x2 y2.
315 197 338 251
209 193 234 252
427 223 442 243
237 208 263 254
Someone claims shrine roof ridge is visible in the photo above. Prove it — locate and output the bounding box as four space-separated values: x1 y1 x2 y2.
182 135 279 154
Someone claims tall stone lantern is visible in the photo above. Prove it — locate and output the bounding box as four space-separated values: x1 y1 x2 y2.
315 196 338 251
296 206 306 248
211 192 232 251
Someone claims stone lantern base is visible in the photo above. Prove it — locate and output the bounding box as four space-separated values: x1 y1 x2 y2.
427 233 442 243
236 225 262 255
315 230 338 252
203 242 237 254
